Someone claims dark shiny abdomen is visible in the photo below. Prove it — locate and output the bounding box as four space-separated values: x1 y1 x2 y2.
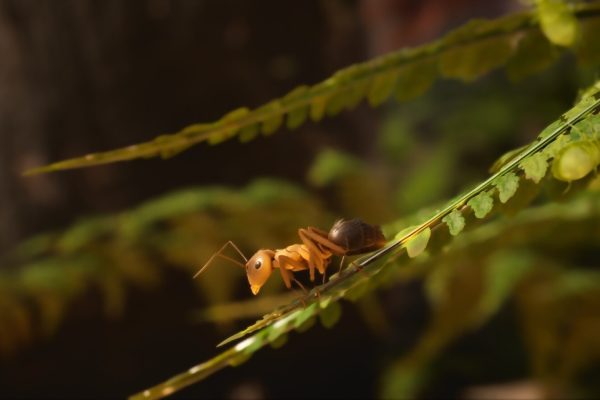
328 219 386 255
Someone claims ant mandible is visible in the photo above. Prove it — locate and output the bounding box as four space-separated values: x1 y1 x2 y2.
194 219 386 295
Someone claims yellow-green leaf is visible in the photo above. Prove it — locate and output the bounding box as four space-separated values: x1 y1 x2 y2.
440 35 514 81
309 95 329 122
283 86 309 130
442 209 465 236
494 172 520 203
319 302 342 329
395 58 437 101
552 141 600 181
404 227 431 258
238 123 260 143
261 102 284 135
519 152 549 183
367 69 400 106
467 191 494 219
537 0 579 47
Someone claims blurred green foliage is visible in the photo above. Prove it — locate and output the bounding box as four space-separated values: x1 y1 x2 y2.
0 179 332 355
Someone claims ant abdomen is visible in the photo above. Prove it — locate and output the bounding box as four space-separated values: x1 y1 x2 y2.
328 218 386 255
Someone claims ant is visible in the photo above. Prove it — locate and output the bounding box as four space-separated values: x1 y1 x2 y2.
194 219 387 295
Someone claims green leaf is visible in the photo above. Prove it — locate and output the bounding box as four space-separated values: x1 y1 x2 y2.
241 335 265 356
467 191 494 219
325 91 350 117
552 141 600 181
537 0 579 47
261 102 284 135
494 172 520 203
442 209 465 236
294 315 316 333
267 320 290 344
309 89 329 122
519 152 549 183
574 113 600 137
292 303 318 330
238 123 260 143
543 133 571 159
318 302 342 329
207 107 249 145
367 69 400 106
344 80 370 110
227 352 252 367
439 35 514 81
395 58 437 101
538 119 563 139
404 228 431 258
283 86 309 130
269 333 288 349
563 95 596 122
343 279 371 302
489 145 528 173
30 4 600 175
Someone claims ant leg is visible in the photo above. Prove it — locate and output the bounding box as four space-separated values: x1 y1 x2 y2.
338 255 346 275
277 255 319 299
273 259 293 289
298 229 332 276
289 276 309 307
304 227 347 255
278 255 321 299
194 240 247 278
292 278 308 294
349 260 370 279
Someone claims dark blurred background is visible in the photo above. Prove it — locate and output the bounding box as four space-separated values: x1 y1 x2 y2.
2 0 595 399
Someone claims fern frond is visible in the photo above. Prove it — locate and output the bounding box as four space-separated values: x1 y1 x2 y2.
130 81 600 400
0 179 329 356
24 2 600 175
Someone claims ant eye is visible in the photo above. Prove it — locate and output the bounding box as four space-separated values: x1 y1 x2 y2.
254 260 262 270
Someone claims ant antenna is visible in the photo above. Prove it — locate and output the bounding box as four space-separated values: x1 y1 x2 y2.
194 241 248 278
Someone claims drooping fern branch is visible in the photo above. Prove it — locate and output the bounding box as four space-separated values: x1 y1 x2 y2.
0 179 331 356
130 82 600 400
24 1 600 175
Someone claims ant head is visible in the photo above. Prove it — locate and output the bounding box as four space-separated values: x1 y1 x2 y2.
246 250 275 295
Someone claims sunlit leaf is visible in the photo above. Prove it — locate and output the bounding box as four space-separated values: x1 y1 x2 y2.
519 152 549 183
552 140 600 181
404 227 431 258
537 0 579 47
439 35 514 81
208 107 249 145
494 172 520 203
319 302 342 329
284 86 309 129
261 102 284 135
367 69 400 106
442 209 465 236
467 190 494 218
238 123 260 143
395 58 437 101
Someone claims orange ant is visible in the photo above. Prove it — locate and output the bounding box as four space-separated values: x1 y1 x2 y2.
194 219 387 295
